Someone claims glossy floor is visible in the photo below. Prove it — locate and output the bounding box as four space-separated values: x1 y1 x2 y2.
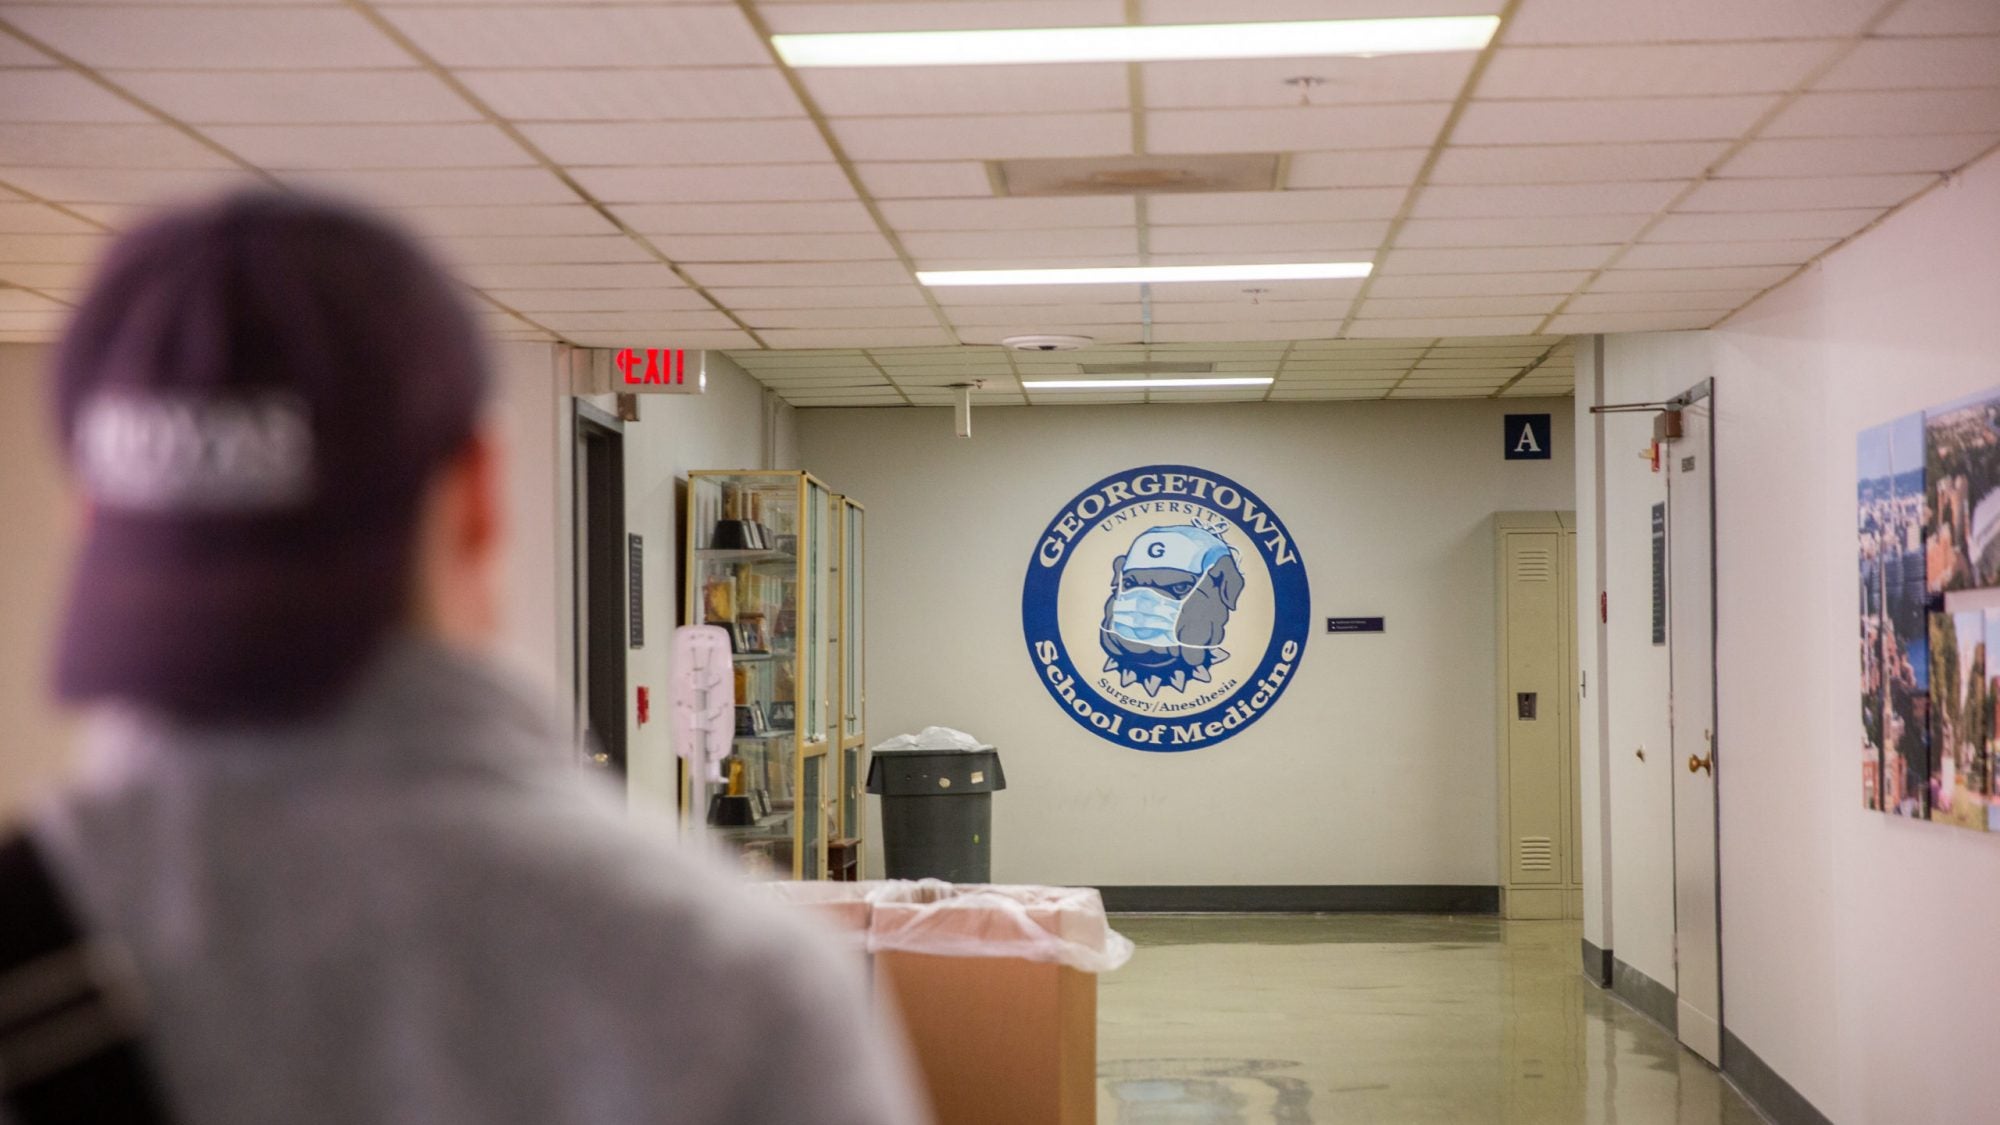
1096 915 1765 1124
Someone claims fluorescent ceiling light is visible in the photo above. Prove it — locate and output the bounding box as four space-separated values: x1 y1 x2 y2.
918 262 1371 287
1023 377 1274 390
772 16 1498 68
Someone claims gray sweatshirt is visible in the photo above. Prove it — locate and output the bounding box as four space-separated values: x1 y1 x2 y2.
13 638 928 1125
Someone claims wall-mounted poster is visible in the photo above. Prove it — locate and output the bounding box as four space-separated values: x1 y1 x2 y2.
1859 413 1930 815
1929 609 1989 831
1924 389 2000 594
1987 613 2000 832
1022 465 1311 752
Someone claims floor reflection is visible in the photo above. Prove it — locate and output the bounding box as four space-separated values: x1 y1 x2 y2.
1098 915 1766 1124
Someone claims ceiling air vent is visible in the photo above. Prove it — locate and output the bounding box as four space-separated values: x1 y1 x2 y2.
994 153 1281 197
1001 334 1093 352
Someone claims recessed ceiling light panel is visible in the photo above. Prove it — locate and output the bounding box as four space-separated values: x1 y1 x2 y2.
772 16 1498 68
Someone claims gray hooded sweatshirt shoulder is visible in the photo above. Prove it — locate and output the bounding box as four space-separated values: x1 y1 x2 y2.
15 640 927 1125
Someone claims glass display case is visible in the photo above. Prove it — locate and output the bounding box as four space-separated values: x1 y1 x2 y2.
685 471 837 880
836 498 868 871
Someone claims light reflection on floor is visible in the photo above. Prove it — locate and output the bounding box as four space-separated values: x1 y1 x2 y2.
1097 914 1766 1125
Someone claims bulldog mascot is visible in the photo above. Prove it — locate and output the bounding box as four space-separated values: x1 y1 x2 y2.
1100 524 1246 697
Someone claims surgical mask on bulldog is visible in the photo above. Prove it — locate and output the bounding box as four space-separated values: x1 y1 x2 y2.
1105 581 1220 650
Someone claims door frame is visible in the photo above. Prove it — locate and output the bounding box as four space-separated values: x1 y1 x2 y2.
573 399 627 774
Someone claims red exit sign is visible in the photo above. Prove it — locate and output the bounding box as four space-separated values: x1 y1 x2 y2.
616 347 688 386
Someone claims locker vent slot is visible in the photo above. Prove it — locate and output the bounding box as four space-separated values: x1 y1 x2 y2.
1514 549 1553 582
1518 836 1555 871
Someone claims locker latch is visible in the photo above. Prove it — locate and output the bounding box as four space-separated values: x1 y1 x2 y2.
1517 692 1538 721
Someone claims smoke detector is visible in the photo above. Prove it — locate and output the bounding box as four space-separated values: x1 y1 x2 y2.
1001 334 1093 352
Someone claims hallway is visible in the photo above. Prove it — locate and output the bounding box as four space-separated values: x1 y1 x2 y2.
1098 915 1763 1124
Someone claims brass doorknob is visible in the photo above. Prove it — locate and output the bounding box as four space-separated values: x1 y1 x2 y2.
1688 754 1713 775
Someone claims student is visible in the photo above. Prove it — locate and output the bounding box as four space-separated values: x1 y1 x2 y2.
0 191 927 1125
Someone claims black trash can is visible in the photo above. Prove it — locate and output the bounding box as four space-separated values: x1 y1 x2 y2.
866 747 1006 882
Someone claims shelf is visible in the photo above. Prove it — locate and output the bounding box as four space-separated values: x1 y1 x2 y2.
735 730 797 743
696 548 796 564
732 652 775 662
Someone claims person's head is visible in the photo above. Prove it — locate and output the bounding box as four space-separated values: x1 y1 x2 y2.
49 190 502 724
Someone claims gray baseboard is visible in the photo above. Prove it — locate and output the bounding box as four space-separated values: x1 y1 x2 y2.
1099 885 1500 914
1610 957 1678 1033
1722 1029 1833 1125
1581 938 1612 986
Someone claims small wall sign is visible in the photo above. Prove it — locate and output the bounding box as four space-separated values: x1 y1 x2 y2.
628 533 645 649
1326 617 1385 634
1505 413 1553 460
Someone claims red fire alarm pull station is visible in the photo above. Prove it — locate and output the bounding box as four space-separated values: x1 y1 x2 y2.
636 686 650 726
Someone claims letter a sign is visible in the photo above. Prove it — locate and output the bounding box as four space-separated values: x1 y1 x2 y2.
1504 413 1553 461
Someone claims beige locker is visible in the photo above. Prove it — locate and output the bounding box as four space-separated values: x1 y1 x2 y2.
1495 512 1582 920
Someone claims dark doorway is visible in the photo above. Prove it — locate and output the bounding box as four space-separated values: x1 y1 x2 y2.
577 408 627 776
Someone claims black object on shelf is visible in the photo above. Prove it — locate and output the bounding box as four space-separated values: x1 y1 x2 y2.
708 793 756 827
710 519 770 551
866 747 1006 883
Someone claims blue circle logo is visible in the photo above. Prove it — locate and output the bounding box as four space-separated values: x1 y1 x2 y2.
1022 464 1310 752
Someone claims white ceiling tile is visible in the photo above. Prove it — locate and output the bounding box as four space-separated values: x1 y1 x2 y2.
831 113 1131 161
204 124 529 170
518 121 832 166
1545 310 1722 333
1148 221 1385 254
929 281 1141 305
761 1 1125 33
1616 240 1833 269
740 307 942 329
565 330 757 349
959 322 1144 344
0 125 233 170
0 288 70 312
0 204 102 235
708 285 929 309
901 227 1136 258
1141 0 1504 21
1 7 410 68
1680 174 1937 211
1588 265 1798 292
1130 278 1365 303
942 303 1141 325
572 164 856 203
0 167 253 205
0 71 150 124
918 253 1141 270
1149 322 1343 343
0 263 90 289
282 168 576 207
458 261 688 289
611 201 876 235
1369 271 1589 297
428 236 651 266
1360 295 1561 318
1877 0 2000 34
856 162 993 199
485 288 710 312
455 68 805 122
880 196 1132 230
1148 188 1406 224
1430 141 1727 185
1646 209 1881 243
1452 96 1776 145
0 37 55 67
1380 245 1615 273
655 232 898 261
1766 90 2000 138
758 328 959 348
1412 181 1684 218
1719 135 1999 178
1147 301 1355 324
1143 54 1474 109
0 309 71 332
803 64 1127 116
110 72 476 126
1395 214 1649 247
393 205 617 237
530 310 738 332
1347 315 1545 337
1150 104 1452 153
382 6 768 67
0 234 111 263
685 260 915 287
1818 36 2000 91
1479 42 1835 99
1565 290 1760 313
1503 0 1880 43
1285 149 1428 189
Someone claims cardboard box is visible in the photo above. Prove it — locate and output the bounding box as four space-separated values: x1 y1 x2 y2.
876 950 1095 1125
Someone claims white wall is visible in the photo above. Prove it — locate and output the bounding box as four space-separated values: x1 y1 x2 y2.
1585 153 2000 1123
491 341 568 703
799 397 1575 886
0 344 78 828
607 356 799 819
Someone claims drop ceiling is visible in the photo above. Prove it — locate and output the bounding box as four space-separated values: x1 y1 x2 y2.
0 0 1995 406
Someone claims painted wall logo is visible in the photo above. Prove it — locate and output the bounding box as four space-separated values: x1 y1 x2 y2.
1023 465 1311 752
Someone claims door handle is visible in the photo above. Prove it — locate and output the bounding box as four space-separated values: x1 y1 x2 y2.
1688 754 1713 775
